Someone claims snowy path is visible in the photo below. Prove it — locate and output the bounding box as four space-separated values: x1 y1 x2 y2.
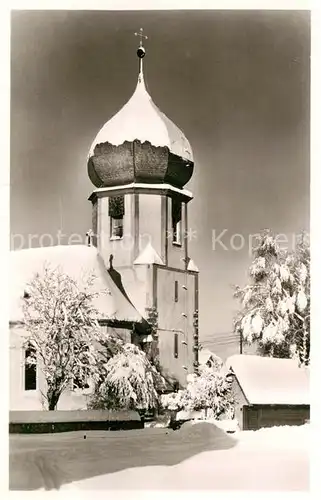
60 425 309 491
61 449 308 490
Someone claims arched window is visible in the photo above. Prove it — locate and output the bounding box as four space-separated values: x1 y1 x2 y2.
24 345 37 391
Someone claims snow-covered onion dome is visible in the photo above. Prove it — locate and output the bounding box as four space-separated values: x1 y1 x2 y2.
88 38 194 189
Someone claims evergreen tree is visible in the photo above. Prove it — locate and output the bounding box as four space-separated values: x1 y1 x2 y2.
234 230 310 365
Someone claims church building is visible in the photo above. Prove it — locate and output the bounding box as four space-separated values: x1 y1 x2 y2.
10 33 199 410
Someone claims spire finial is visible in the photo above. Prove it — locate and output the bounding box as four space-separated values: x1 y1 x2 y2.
135 27 148 48
134 28 148 76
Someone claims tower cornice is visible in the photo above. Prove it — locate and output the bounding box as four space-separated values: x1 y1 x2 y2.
88 182 194 204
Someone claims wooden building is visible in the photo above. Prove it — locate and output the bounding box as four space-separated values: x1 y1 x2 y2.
226 354 310 431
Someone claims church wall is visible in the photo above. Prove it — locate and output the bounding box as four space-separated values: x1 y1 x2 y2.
138 194 162 258
166 197 187 270
10 326 44 411
10 334 90 410
98 194 134 269
117 264 153 317
186 270 198 373
155 267 197 387
10 321 141 412
9 325 102 411
92 200 98 247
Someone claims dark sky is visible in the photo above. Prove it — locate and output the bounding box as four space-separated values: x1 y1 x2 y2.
10 10 310 357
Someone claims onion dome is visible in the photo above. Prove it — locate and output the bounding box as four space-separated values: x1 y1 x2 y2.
88 31 194 190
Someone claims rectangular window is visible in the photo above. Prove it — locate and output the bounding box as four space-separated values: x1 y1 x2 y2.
109 196 125 239
173 220 182 245
172 199 182 245
24 346 37 391
174 280 179 302
110 217 124 239
174 333 179 359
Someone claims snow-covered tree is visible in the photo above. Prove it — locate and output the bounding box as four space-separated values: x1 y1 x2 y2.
22 265 107 410
89 343 166 412
161 366 234 419
234 230 310 365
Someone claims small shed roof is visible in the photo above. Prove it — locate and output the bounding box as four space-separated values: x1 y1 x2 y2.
198 348 223 370
198 348 216 366
226 354 309 406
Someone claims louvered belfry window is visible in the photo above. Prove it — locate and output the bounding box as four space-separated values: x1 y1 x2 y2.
109 195 125 218
172 198 182 245
109 195 125 238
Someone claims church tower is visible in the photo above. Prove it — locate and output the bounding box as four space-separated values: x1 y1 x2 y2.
87 30 199 387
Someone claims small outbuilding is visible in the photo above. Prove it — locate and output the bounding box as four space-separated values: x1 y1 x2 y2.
226 354 310 431
198 348 222 371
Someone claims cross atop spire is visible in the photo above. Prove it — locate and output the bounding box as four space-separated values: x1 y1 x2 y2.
134 28 148 78
135 28 148 47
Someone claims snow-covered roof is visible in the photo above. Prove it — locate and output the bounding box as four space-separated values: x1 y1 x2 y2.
10 245 143 324
198 348 215 366
89 72 193 162
198 348 223 370
133 242 164 265
226 354 309 406
187 258 199 272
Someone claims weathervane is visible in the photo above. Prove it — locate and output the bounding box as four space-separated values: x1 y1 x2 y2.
134 28 148 74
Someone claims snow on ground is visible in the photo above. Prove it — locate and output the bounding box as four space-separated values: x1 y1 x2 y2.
59 424 309 491
193 417 239 433
235 423 310 451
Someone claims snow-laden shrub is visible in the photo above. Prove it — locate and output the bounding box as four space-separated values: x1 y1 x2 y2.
161 366 234 418
89 343 166 412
